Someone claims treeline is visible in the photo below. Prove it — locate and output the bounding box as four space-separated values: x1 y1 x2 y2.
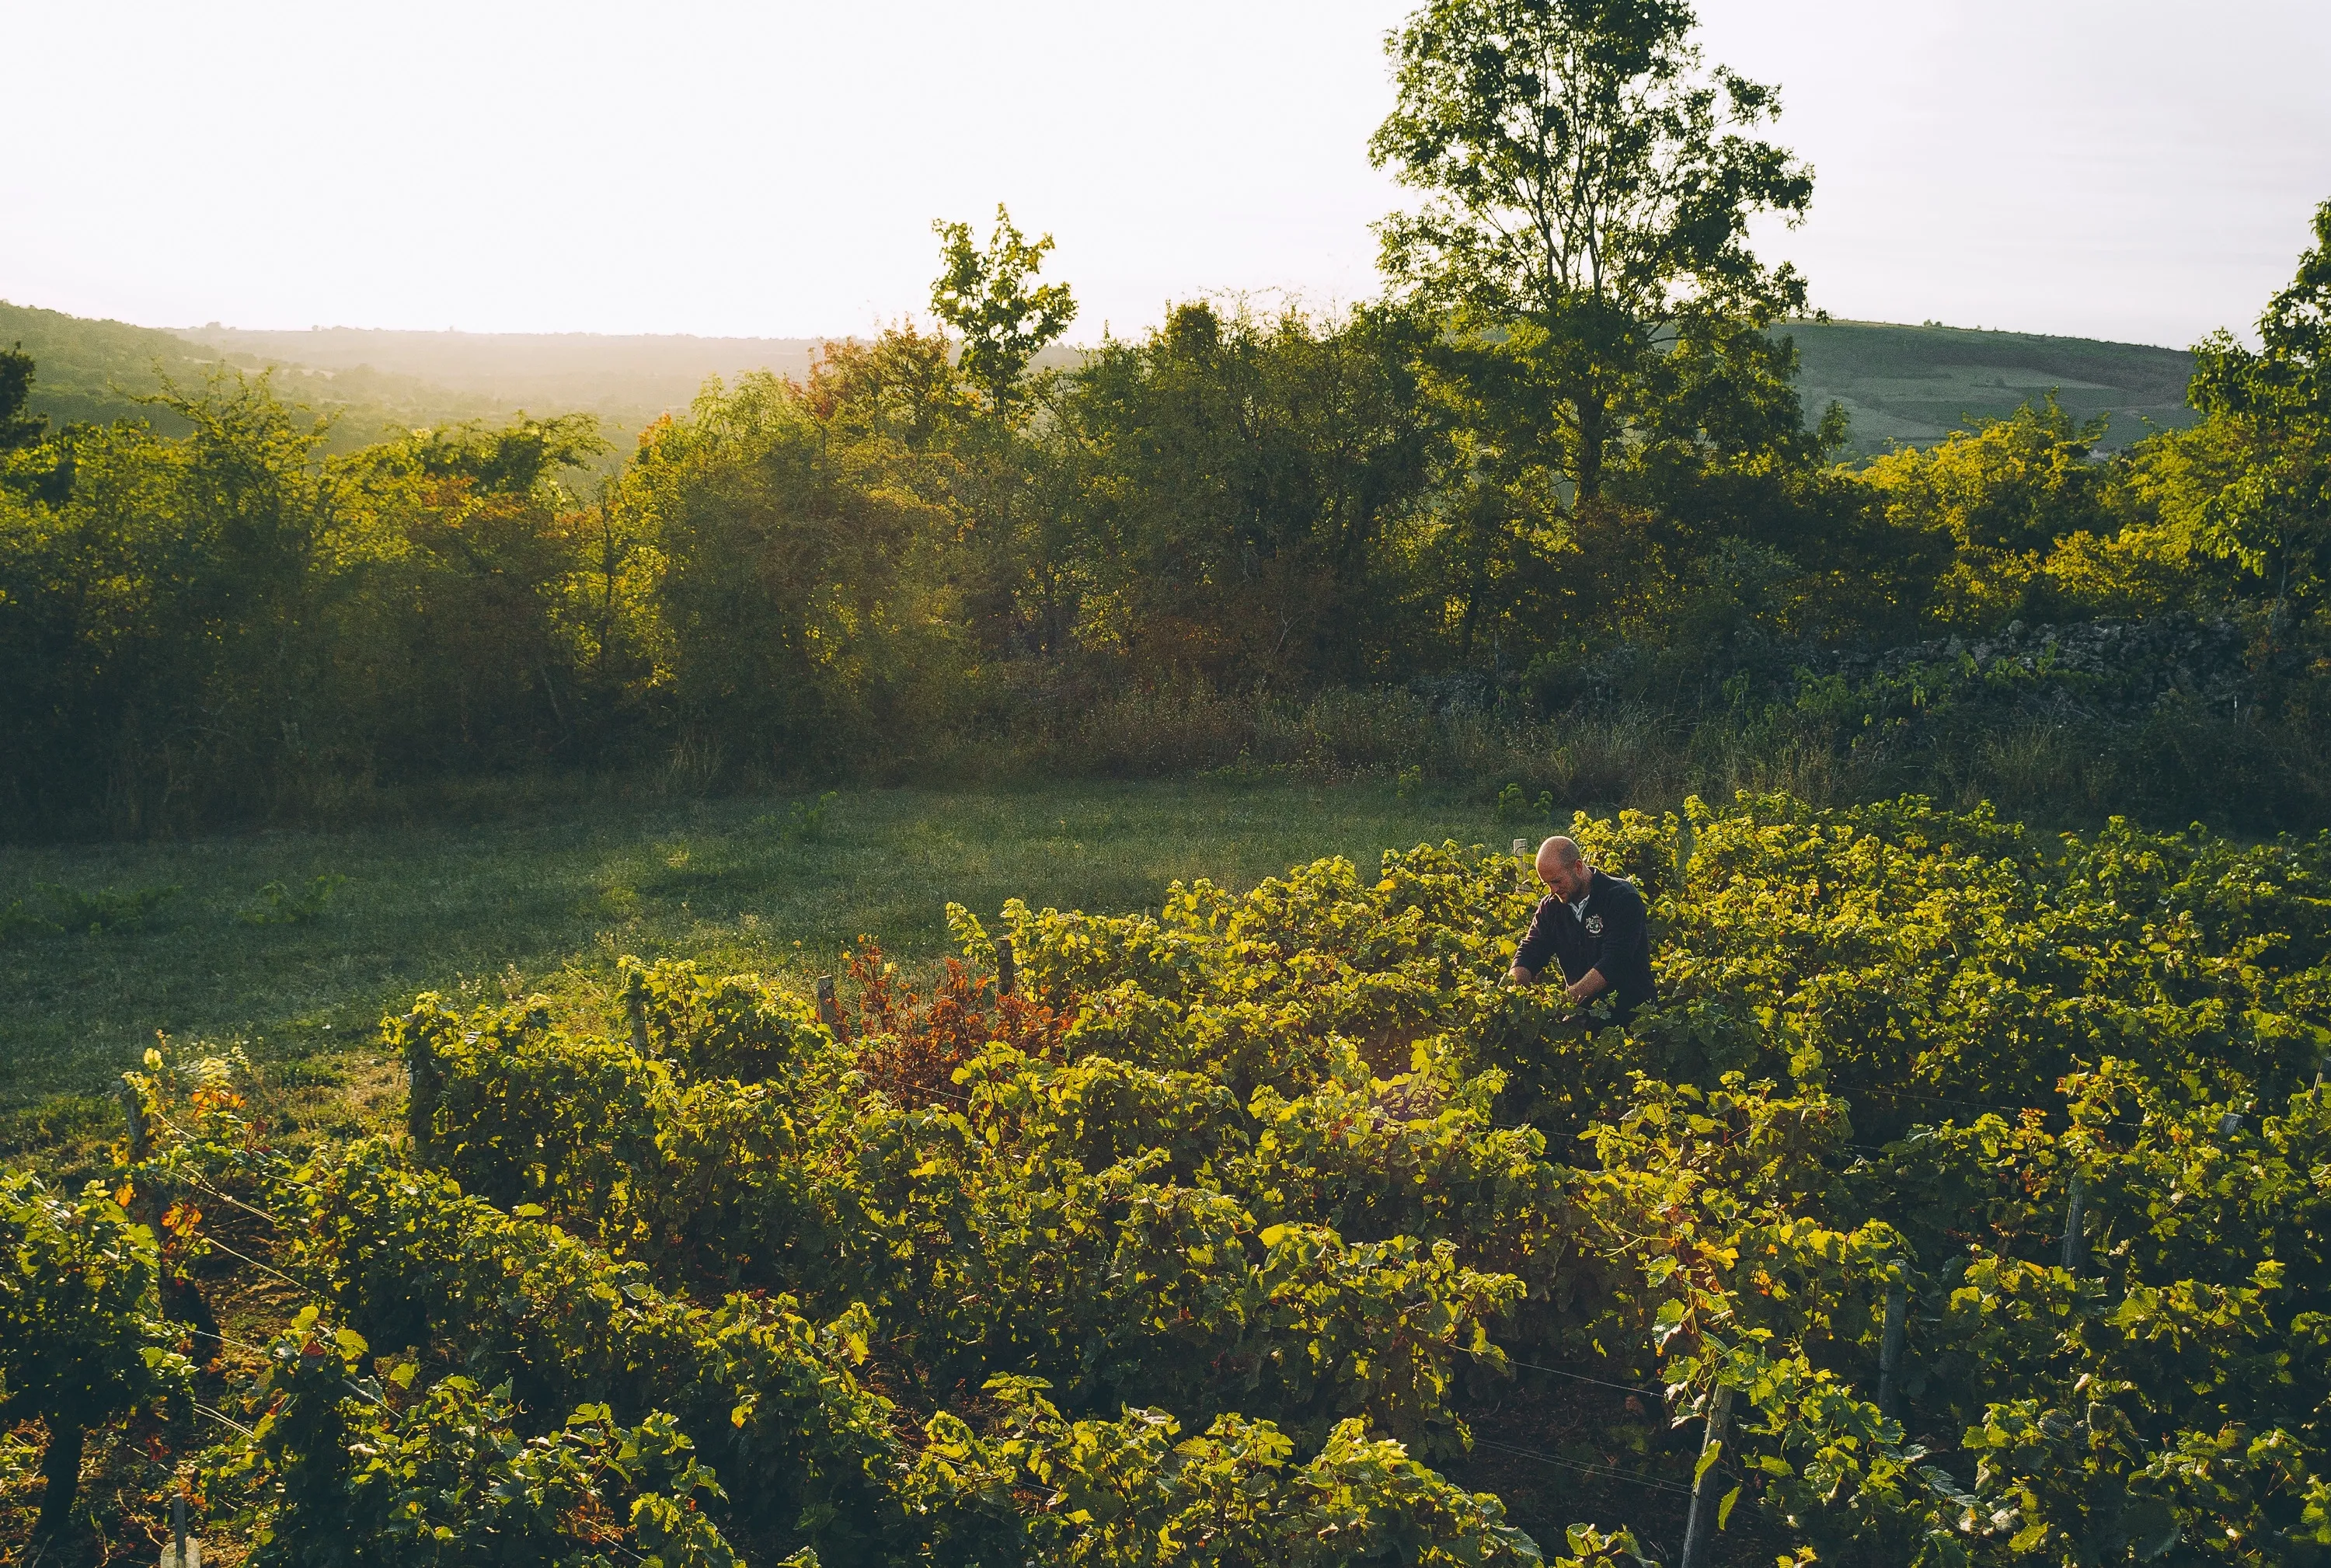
2 4 2328 835
3 228 2327 837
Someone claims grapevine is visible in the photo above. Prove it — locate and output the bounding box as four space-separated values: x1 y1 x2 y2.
5 792 2329 1564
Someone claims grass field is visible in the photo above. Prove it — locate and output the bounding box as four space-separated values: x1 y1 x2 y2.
0 777 1517 1166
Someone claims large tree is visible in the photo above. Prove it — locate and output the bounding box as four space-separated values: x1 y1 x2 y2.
1371 0 1814 509
2178 197 2331 618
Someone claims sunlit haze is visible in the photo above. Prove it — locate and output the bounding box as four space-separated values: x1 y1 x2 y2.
5 0 2327 347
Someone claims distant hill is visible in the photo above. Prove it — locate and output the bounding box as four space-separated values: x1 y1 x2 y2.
2 312 1087 456
0 302 215 430
171 325 848 442
0 301 521 451
6 302 2200 464
1785 319 2197 457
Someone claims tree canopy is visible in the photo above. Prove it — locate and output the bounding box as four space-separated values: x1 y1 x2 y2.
2179 197 2331 612
929 204 1078 416
0 342 46 451
1371 0 1815 507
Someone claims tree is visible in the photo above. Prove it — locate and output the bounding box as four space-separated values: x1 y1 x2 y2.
1859 397 2117 629
0 373 347 831
2177 197 2331 618
1371 0 1814 509
930 204 1078 416
405 410 607 496
616 370 963 767
0 342 47 450
1052 299 1441 683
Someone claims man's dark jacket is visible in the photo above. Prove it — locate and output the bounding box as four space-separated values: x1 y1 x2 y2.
1515 867 1656 1021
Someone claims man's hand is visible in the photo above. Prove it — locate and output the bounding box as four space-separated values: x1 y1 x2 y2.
1563 968 1609 1006
1507 964 1534 986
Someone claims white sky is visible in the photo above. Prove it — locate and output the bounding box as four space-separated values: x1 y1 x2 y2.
4 0 2327 349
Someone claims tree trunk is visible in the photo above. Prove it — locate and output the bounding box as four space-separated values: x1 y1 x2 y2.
37 1414 85 1540
1455 562 1483 663
1876 1279 1908 1418
1574 392 1607 507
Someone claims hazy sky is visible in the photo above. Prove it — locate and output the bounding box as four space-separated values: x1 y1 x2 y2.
5 1 2327 348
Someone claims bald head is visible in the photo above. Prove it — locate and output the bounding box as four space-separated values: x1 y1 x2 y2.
1535 836 1589 899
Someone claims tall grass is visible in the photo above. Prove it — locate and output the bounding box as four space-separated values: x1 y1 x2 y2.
942 678 2329 830
30 669 2324 841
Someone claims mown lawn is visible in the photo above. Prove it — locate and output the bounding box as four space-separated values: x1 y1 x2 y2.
1 777 1515 1162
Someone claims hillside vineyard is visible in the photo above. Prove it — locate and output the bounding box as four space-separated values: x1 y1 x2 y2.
27 793 2326 1565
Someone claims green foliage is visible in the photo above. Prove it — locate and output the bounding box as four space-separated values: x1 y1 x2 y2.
2176 197 2331 612
775 790 838 845
1550 1523 1653 1568
277 1139 906 1563
5 26 2331 839
236 1305 744 1567
1030 298 1441 686
9 216 2331 832
1859 398 2118 627
406 413 610 496
15 792 2331 1561
614 369 964 772
238 873 345 925
1372 0 1814 506
1494 782 1552 824
0 341 45 451
0 1169 193 1539
915 1379 1539 1567
0 368 624 831
929 205 1076 416
0 880 178 942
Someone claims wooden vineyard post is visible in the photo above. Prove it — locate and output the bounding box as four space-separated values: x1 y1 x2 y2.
119 1076 158 1231
1679 1382 1735 1568
817 975 846 1040
119 1076 151 1166
406 1027 441 1157
1876 1275 1908 1418
996 938 1017 998
625 965 650 1054
2061 1167 2086 1274
121 1068 219 1349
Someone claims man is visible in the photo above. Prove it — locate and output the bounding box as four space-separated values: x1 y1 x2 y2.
1507 836 1656 1023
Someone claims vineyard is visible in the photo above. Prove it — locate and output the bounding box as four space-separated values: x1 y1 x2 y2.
6 791 2331 1566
